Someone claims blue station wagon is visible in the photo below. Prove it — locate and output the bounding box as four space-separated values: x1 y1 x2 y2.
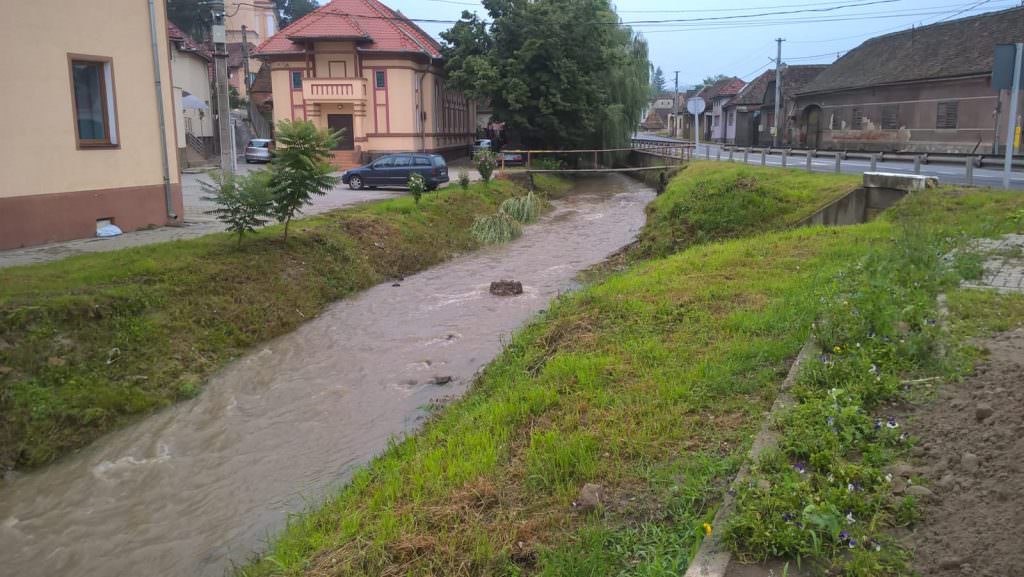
342 153 449 190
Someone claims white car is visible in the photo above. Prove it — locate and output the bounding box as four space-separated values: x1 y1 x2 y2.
473 139 492 155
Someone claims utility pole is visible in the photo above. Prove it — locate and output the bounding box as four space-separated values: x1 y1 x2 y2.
241 25 252 93
673 70 680 138
211 1 234 172
1003 43 1022 190
773 38 785 148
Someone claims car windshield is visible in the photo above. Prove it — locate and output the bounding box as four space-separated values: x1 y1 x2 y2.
475 140 490 147
249 141 270 148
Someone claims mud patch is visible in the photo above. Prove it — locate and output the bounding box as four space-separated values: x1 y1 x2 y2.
896 328 1024 577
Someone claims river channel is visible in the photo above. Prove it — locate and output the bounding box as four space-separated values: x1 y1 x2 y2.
0 174 654 577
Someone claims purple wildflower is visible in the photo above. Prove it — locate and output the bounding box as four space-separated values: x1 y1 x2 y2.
886 416 899 429
839 530 850 541
874 419 882 431
794 462 807 474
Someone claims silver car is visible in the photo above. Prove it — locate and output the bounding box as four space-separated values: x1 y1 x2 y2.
245 139 273 163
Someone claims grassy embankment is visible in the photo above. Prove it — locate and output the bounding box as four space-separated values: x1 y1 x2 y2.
0 177 567 470
241 165 1024 577
237 164 898 576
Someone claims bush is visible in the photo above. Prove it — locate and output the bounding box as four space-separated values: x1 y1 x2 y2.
531 157 564 171
458 170 471 191
201 170 274 245
408 172 427 205
474 150 498 182
499 191 539 224
471 212 522 244
270 120 341 241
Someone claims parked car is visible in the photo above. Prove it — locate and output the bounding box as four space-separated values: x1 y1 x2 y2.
244 139 273 163
473 139 493 155
341 153 449 191
498 148 525 166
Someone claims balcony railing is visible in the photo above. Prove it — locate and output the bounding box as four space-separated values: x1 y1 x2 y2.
302 78 367 102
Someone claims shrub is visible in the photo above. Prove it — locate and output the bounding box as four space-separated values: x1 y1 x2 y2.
474 150 498 182
270 120 341 241
201 170 274 245
499 191 539 224
408 172 427 205
458 170 471 190
471 212 522 244
531 157 564 171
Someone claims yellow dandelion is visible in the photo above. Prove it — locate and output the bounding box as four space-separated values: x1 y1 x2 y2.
703 523 713 537
833 345 842 353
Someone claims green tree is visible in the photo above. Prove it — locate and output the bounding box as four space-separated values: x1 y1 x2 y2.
441 0 650 151
269 120 341 241
201 170 274 245
167 0 212 41
651 66 667 94
699 74 729 90
273 0 319 26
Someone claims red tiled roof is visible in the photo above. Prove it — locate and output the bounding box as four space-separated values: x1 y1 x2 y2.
168 21 211 60
256 0 442 58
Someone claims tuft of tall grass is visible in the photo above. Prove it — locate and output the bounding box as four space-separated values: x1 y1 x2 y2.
499 191 540 224
471 212 522 244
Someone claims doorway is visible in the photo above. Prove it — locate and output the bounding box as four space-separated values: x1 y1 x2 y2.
751 111 761 146
327 114 354 150
803 105 822 149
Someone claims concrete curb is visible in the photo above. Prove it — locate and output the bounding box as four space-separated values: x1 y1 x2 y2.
684 337 819 577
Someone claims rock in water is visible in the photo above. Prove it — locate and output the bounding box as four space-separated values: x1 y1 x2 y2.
573 483 605 512
975 403 994 421
490 280 524 296
431 376 453 386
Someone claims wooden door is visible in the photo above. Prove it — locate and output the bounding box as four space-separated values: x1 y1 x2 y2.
327 114 354 150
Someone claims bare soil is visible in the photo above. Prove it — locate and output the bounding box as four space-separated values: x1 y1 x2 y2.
896 328 1024 577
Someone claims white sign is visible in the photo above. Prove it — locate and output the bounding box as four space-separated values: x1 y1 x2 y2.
686 97 706 115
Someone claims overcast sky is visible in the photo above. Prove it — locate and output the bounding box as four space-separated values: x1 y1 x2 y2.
373 0 1019 87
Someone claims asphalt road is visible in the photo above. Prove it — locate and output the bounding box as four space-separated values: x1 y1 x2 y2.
634 133 1024 189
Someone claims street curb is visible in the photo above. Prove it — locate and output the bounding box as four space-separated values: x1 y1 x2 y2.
683 337 819 577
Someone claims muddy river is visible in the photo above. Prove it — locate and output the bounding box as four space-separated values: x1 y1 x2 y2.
0 175 654 577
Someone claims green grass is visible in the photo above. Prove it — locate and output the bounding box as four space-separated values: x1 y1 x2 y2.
237 174 1024 577
0 178 567 470
637 161 860 257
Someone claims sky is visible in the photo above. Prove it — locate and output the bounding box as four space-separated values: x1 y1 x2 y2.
362 0 1021 87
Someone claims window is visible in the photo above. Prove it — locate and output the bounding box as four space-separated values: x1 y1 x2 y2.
70 56 117 147
881 105 899 130
375 70 387 89
936 101 958 129
266 14 276 36
831 110 843 130
393 156 412 168
413 156 431 166
713 115 720 127
851 107 863 130
728 111 735 126
291 70 302 90
372 157 395 168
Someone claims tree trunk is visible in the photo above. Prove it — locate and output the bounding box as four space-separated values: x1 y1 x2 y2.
283 216 291 242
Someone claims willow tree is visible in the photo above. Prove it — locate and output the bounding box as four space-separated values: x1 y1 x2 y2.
442 0 650 152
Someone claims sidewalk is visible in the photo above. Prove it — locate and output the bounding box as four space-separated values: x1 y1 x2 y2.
0 162 483 270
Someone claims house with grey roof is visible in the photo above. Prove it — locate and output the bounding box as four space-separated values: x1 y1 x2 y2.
792 7 1024 154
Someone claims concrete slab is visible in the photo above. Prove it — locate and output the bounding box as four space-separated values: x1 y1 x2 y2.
862 172 937 191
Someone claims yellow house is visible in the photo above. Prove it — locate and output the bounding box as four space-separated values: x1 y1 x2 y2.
254 0 476 168
0 0 182 250
224 0 278 99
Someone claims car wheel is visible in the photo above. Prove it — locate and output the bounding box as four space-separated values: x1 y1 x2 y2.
349 175 364 190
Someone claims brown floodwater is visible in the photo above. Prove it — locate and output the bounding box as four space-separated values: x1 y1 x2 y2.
0 175 654 577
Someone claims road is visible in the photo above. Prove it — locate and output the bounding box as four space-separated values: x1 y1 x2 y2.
635 133 1024 189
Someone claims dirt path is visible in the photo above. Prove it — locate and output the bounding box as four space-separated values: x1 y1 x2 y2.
895 328 1024 577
